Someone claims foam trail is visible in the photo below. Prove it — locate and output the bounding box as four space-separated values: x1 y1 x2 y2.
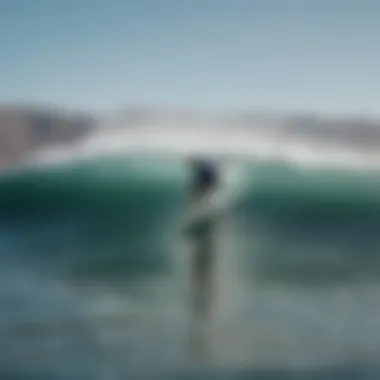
212 162 249 366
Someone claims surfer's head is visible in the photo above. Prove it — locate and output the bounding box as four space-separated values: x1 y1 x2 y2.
188 157 219 200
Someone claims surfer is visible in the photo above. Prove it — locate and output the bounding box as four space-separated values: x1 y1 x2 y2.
189 157 220 203
186 157 220 360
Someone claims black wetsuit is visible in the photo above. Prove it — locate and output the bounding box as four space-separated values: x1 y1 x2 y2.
191 160 219 195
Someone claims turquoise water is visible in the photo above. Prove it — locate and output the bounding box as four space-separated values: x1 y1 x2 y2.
0 153 380 379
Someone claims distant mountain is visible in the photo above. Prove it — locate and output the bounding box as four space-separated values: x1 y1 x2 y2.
0 105 97 169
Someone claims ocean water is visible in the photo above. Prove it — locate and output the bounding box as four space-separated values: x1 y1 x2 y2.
0 152 380 379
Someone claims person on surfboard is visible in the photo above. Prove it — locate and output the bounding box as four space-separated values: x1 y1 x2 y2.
187 157 221 360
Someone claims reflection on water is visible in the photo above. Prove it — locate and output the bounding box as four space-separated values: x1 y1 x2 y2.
1 272 380 379
1 216 380 379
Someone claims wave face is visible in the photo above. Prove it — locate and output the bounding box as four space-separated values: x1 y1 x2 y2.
1 151 380 378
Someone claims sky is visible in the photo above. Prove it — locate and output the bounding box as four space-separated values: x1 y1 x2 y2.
0 0 380 115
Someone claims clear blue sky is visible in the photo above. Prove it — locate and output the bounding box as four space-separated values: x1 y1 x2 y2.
0 0 379 115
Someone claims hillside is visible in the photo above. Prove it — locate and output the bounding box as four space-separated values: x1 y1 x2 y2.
0 105 96 169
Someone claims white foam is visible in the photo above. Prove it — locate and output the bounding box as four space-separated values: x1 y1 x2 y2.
29 125 380 171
